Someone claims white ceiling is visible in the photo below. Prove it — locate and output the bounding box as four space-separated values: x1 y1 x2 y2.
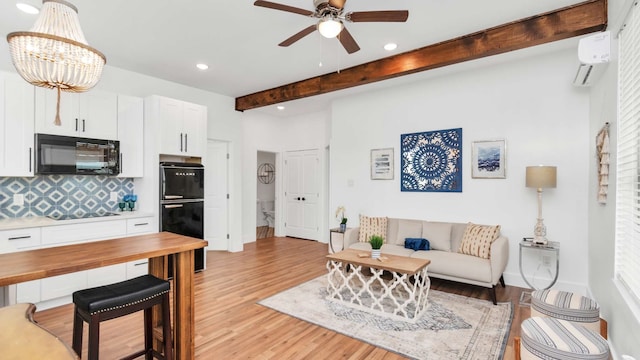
0 0 588 117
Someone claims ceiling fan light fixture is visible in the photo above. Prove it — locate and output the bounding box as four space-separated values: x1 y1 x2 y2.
318 18 343 39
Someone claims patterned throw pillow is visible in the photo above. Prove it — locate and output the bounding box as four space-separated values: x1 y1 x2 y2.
458 223 501 259
358 215 388 243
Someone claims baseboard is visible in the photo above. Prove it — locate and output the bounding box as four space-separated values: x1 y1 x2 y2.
502 271 588 294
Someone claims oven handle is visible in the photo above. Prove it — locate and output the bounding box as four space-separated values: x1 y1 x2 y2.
164 204 184 209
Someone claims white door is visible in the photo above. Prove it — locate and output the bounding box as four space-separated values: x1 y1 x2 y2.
205 140 229 250
285 149 320 240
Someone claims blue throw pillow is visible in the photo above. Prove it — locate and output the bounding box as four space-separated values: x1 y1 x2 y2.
404 238 430 251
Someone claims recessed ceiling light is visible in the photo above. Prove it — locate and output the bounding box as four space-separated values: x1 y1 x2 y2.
384 43 398 51
277 106 285 110
196 63 209 70
16 2 39 14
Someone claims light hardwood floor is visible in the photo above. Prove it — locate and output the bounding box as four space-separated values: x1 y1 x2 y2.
33 237 528 359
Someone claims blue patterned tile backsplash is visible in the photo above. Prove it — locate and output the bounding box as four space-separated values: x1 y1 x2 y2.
0 175 134 219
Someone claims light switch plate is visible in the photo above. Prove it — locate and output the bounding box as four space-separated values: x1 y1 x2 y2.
110 192 118 202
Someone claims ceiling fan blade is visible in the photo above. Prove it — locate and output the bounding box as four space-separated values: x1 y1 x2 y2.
347 10 409 23
254 1 314 16
279 25 317 47
337 27 360 54
328 0 346 10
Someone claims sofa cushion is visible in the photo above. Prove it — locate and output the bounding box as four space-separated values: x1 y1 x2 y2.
422 222 452 251
411 250 492 283
458 223 501 259
358 215 388 243
394 219 423 246
450 223 468 254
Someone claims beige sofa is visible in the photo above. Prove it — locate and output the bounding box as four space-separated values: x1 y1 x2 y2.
343 218 509 304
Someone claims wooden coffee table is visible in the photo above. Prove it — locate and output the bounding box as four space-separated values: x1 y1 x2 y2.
326 249 431 323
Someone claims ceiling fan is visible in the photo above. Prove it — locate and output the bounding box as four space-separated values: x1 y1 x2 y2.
254 0 409 54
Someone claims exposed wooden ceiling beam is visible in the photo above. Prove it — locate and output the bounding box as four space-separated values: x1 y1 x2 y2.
235 0 607 112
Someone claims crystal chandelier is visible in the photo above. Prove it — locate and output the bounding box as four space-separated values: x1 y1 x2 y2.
7 0 106 126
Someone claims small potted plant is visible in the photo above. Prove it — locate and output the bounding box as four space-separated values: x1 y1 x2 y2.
369 234 384 259
335 206 347 232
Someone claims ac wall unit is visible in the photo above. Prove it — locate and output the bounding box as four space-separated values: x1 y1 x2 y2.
573 31 610 87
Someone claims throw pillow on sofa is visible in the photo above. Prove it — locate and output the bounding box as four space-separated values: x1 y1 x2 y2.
458 223 501 259
404 238 430 251
358 215 388 243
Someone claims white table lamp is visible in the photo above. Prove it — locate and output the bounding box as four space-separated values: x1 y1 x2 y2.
526 166 557 245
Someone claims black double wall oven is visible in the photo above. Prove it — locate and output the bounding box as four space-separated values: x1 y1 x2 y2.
160 162 205 275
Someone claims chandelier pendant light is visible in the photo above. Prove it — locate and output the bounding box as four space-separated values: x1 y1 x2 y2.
7 0 106 126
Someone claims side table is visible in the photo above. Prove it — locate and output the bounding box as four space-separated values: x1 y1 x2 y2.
519 239 560 305
329 227 348 254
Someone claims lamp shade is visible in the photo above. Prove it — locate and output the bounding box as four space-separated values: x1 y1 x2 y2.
526 166 557 189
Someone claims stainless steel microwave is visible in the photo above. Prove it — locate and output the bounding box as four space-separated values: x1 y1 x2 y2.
35 134 120 175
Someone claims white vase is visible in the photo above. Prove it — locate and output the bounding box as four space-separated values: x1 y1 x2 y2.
371 249 381 259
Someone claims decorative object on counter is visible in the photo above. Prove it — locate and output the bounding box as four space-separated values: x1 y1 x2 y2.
525 165 557 245
369 234 384 259
123 194 137 211
595 122 610 204
471 140 506 179
370 148 394 180
257 163 275 184
401 128 462 192
335 206 347 232
6 0 106 126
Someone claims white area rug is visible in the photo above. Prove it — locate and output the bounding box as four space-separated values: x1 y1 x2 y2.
258 276 512 360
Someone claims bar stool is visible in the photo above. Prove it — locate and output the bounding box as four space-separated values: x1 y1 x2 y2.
72 275 172 360
531 289 605 336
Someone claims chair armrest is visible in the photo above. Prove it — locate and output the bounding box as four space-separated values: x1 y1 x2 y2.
343 227 360 249
490 235 509 285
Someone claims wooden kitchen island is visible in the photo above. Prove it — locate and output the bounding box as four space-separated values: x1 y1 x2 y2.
0 231 207 360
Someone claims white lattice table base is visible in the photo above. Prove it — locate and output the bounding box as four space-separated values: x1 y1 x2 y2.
326 260 430 323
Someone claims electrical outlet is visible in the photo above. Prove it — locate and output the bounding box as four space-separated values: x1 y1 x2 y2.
13 194 24 206
110 192 118 202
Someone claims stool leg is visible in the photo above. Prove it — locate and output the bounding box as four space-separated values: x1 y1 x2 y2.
144 307 153 360
162 293 173 360
72 308 83 357
88 314 101 360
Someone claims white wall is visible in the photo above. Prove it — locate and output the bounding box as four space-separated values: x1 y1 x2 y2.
587 0 640 358
241 110 330 243
330 47 591 292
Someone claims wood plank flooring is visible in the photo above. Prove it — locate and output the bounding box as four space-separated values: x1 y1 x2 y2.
256 226 274 239
33 237 529 359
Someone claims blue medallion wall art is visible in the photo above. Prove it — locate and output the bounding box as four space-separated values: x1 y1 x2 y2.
400 128 462 192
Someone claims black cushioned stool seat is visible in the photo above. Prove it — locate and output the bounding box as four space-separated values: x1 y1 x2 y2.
72 275 172 360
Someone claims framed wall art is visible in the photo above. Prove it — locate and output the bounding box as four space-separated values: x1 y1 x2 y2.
400 128 462 192
371 148 394 180
471 139 506 179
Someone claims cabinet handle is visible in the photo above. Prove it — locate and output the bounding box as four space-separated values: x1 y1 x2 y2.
302 197 306 201
75 118 78 131
120 153 123 174
180 133 183 152
82 119 86 132
134 222 149 226
29 147 32 173
134 262 148 266
8 235 32 240
185 134 188 152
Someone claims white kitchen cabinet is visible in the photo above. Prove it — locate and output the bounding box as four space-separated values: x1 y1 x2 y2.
41 220 127 302
0 228 41 304
117 95 144 178
35 87 118 140
150 95 206 157
0 71 35 177
125 216 155 279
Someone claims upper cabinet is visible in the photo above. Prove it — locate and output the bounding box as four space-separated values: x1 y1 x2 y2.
117 95 144 178
35 87 118 140
151 96 206 157
0 71 35 177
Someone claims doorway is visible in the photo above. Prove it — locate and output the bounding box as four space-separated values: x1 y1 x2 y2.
257 151 276 239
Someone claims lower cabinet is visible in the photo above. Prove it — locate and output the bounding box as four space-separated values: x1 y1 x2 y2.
9 215 156 308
